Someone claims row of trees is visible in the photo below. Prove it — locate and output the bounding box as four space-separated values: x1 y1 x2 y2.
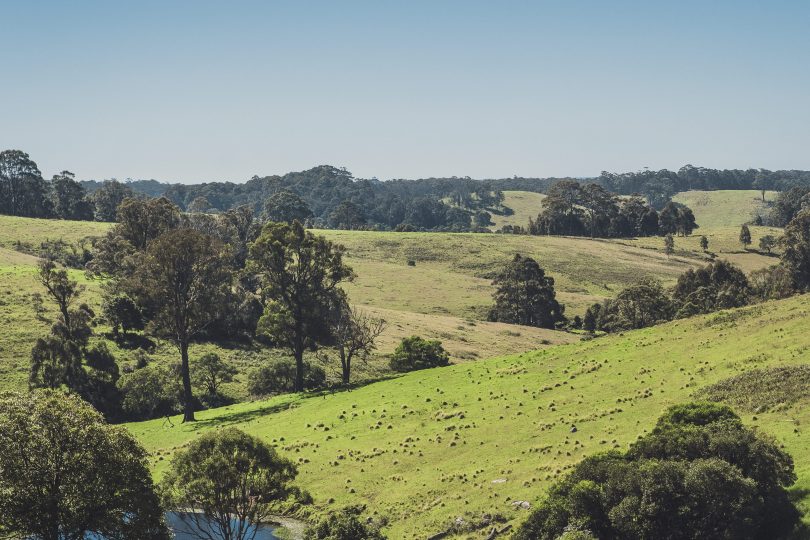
585 207 810 333
529 181 697 238
0 150 138 221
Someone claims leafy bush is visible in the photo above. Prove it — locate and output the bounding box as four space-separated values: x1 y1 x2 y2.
389 336 449 372
247 359 326 396
117 364 182 420
305 505 386 540
514 402 800 540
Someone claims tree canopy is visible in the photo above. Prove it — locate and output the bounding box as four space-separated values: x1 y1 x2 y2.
488 254 565 328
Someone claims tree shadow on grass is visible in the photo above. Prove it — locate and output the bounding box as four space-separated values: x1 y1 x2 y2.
189 400 301 431
788 488 810 540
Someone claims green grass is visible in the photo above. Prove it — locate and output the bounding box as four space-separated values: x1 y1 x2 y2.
672 189 777 229
0 214 110 251
127 293 810 538
489 191 546 231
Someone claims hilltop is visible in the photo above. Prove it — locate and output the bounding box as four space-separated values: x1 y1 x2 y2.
127 293 810 537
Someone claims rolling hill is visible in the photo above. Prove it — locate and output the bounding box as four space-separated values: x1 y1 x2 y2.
127 293 810 538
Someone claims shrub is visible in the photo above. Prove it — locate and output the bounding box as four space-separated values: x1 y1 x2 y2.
117 364 182 420
389 336 449 372
247 359 326 396
305 505 386 540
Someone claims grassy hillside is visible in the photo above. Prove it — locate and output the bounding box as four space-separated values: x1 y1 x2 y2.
126 293 810 538
672 189 777 228
490 190 545 231
319 229 707 318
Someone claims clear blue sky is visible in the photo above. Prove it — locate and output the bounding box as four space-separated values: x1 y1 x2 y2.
2 0 809 183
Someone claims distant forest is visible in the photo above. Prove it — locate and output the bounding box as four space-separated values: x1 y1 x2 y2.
5 148 810 232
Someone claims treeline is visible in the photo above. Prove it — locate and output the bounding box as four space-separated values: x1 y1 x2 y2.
523 180 697 238
583 207 810 333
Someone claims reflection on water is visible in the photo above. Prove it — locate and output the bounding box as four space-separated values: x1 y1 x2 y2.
167 512 280 540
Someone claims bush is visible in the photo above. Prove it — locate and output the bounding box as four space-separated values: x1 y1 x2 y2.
389 336 449 372
117 364 182 420
247 359 326 396
514 402 800 540
305 505 386 540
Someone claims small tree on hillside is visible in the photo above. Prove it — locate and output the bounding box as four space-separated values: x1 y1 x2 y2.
191 352 237 398
389 336 449 372
488 254 565 328
664 234 675 256
37 259 84 339
759 234 777 254
102 294 144 338
700 235 709 252
0 391 169 539
161 427 298 540
248 221 355 391
740 224 752 249
130 228 232 422
328 297 386 385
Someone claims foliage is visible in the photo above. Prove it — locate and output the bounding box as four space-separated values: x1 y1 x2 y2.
759 234 777 253
672 259 751 317
514 402 800 540
585 278 673 332
102 294 144 337
328 298 386 385
191 352 237 399
740 223 752 247
118 364 182 420
249 221 354 391
0 390 169 539
50 171 94 220
305 505 386 540
750 264 795 301
129 227 233 421
263 190 313 223
664 233 674 255
780 210 810 291
91 179 135 222
0 149 52 218
160 427 298 540
389 336 449 372
247 358 326 396
700 235 709 251
488 254 565 328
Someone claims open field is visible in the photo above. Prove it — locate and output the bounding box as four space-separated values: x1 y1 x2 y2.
489 190 545 231
127 293 810 538
0 214 110 250
672 189 777 228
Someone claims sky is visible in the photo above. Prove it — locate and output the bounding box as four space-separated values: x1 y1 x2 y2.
1 0 810 183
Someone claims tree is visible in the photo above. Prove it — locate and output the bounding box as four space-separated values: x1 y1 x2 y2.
130 228 232 422
37 259 84 338
588 278 673 332
305 506 386 540
329 299 386 385
117 364 181 420
664 233 675 255
116 196 181 250
780 210 810 290
329 200 366 229
160 427 298 540
759 234 777 254
102 294 144 337
192 352 237 398
0 149 51 217
50 171 94 220
740 224 752 249
187 195 213 213
247 359 325 396
0 391 169 540
514 402 800 540
488 254 565 328
263 190 313 223
700 235 709 252
389 336 449 372
91 179 134 222
672 259 751 317
248 221 354 391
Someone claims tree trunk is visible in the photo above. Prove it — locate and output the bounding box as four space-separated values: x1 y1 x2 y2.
341 347 350 385
180 340 195 422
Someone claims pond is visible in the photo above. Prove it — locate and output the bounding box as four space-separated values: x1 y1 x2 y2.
167 512 281 539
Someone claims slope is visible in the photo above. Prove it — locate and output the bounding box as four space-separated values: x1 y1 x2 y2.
128 293 810 538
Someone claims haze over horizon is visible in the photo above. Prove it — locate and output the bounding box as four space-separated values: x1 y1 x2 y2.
2 0 809 184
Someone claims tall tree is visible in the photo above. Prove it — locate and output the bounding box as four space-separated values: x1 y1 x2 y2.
91 179 134 222
780 210 810 291
0 149 51 217
0 391 169 540
488 254 565 328
329 297 386 385
130 228 232 422
248 221 354 391
329 200 366 229
50 171 93 220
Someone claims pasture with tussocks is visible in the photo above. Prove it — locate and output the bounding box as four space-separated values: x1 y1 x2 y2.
672 189 777 229
488 190 546 231
127 293 810 537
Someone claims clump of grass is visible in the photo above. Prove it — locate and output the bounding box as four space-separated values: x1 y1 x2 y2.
695 365 810 413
